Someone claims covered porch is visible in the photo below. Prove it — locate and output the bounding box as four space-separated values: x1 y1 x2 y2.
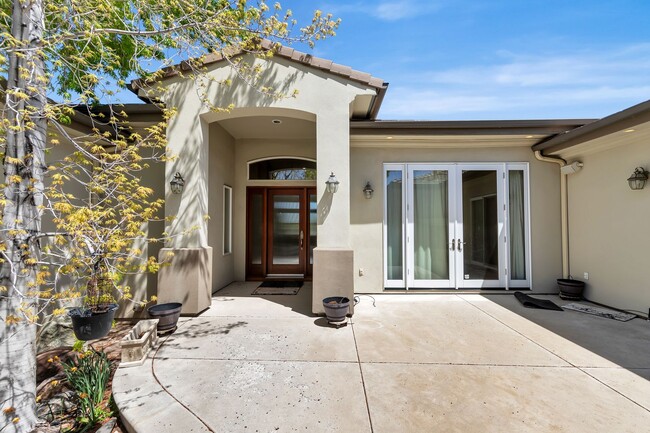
151 46 388 316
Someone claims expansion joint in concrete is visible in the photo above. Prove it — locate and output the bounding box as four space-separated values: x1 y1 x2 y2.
151 320 216 433
351 320 375 433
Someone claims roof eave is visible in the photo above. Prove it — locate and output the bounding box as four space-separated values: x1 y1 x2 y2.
350 119 594 136
532 99 650 154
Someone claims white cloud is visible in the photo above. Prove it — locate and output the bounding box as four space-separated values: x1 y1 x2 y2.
378 44 650 119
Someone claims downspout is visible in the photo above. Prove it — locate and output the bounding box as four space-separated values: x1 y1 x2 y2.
534 151 569 278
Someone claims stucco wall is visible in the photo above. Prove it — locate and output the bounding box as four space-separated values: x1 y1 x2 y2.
208 123 236 292
40 126 165 318
350 146 562 293
161 55 375 249
562 139 650 312
128 152 165 318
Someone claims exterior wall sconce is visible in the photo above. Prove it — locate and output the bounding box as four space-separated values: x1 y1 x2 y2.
170 172 185 194
326 172 339 194
627 167 648 190
363 181 374 199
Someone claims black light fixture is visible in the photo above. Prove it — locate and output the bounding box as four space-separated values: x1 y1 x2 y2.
363 181 374 199
325 172 339 193
627 167 648 190
170 172 185 194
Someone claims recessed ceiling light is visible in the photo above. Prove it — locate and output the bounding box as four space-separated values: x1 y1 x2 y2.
624 128 635 133
386 136 393 139
272 119 282 124
525 135 534 139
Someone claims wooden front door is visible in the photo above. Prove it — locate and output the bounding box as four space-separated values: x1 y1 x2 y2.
246 187 316 279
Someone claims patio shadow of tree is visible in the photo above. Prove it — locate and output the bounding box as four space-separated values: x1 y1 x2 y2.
153 319 249 359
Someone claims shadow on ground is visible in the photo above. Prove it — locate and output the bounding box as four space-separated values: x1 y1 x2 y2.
481 293 650 376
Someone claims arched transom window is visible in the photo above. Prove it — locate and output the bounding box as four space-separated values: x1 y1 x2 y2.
248 158 316 180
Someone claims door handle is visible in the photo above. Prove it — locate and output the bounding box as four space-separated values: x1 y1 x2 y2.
457 239 463 252
450 239 455 251
300 230 304 249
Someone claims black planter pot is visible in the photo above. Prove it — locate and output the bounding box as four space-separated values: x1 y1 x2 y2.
68 304 118 341
557 278 585 300
322 297 350 324
147 302 183 334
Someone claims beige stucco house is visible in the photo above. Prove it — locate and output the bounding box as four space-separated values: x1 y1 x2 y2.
118 46 649 319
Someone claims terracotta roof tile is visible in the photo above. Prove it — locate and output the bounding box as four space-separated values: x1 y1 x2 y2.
131 40 387 93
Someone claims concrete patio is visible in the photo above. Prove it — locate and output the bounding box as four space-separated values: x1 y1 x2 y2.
113 283 650 432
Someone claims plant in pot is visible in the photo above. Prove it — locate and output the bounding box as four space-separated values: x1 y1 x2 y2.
29 116 169 342
67 262 119 341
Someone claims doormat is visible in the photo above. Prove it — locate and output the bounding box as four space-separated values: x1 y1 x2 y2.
514 292 563 311
562 303 636 322
253 281 302 295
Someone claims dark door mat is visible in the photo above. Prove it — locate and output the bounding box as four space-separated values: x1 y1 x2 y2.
259 280 303 288
253 281 303 295
514 292 563 311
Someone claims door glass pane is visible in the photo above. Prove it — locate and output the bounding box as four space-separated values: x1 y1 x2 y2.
413 170 449 280
251 193 263 265
386 171 403 280
309 193 317 265
462 170 498 280
509 170 526 280
272 194 300 265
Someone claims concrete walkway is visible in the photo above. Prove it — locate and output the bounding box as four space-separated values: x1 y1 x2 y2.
113 283 650 432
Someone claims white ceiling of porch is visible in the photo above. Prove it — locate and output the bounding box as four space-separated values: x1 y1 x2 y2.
217 116 315 140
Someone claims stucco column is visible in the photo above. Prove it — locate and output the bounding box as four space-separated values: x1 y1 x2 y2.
164 114 210 247
158 108 212 314
312 108 354 315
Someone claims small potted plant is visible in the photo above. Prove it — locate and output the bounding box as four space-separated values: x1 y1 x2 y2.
68 262 119 340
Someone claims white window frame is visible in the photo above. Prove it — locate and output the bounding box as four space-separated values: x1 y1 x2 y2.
504 163 532 288
223 185 232 255
455 163 506 289
406 164 457 289
383 164 406 288
383 162 531 290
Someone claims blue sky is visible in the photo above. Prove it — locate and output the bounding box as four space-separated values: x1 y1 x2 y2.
280 0 650 120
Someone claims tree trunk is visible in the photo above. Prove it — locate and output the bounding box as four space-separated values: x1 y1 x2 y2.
1 0 47 430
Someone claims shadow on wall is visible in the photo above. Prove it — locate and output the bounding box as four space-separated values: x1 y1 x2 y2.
166 56 303 135
163 56 305 245
317 191 333 224
158 246 211 311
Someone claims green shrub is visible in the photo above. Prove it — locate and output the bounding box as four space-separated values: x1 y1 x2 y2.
62 349 111 430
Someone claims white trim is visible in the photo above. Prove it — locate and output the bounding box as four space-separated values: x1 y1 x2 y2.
407 164 456 289
382 162 532 290
456 164 506 289
383 164 406 288
223 185 232 255
505 163 532 288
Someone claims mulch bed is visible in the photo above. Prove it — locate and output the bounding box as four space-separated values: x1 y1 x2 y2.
33 320 135 433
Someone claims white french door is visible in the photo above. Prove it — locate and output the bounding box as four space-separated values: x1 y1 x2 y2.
384 163 530 290
406 164 456 288
454 164 505 288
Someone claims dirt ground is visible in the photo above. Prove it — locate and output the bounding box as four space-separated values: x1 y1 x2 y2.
34 320 134 433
